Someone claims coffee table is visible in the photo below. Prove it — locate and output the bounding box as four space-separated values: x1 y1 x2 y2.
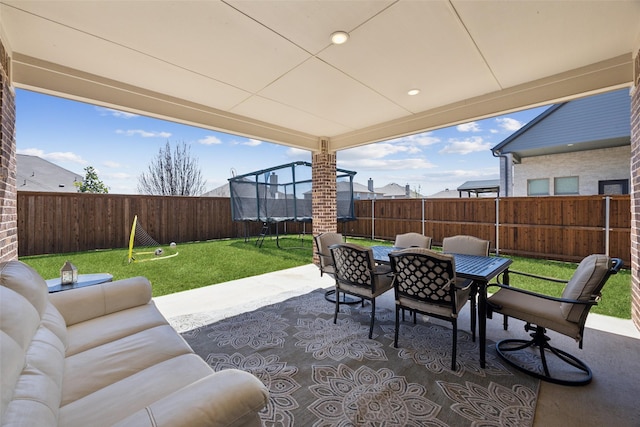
46 273 113 293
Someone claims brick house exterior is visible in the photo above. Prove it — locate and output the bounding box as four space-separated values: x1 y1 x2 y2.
513 145 630 196
493 89 631 197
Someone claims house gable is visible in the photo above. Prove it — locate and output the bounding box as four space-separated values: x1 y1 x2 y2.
492 89 631 159
17 154 82 192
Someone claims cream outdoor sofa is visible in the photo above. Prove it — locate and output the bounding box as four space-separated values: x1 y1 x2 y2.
0 260 268 427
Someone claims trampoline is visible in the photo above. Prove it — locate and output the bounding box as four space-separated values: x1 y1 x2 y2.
229 161 356 247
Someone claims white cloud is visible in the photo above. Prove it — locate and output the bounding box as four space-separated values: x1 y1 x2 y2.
198 135 222 145
389 133 440 147
339 157 435 171
116 129 171 138
103 160 122 168
286 147 310 161
242 139 262 147
18 148 87 165
456 122 481 132
439 136 492 155
95 106 138 119
103 172 134 180
496 117 524 132
341 142 416 161
17 148 45 157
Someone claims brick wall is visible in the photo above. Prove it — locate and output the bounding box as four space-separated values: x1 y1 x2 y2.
513 145 631 196
0 39 17 262
631 54 640 330
312 150 337 265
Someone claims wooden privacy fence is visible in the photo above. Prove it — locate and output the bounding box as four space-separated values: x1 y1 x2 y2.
17 192 630 266
16 192 306 257
345 195 630 265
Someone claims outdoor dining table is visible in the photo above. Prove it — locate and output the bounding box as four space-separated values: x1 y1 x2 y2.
371 245 513 369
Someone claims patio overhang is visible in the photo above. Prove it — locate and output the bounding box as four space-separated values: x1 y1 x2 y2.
2 1 639 151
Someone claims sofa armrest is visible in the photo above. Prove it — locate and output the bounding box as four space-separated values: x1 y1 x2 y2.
49 276 152 326
112 369 269 427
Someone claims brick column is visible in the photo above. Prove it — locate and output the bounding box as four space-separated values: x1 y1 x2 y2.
0 38 17 262
631 49 640 330
312 142 337 265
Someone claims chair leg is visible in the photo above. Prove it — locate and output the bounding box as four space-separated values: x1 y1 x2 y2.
394 306 400 348
451 319 458 371
333 289 339 324
369 298 376 339
470 297 476 342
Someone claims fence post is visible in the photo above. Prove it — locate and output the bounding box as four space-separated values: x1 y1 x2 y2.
421 198 425 235
495 197 500 255
605 196 610 256
371 198 375 241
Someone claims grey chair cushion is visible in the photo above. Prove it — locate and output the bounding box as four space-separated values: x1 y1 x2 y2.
394 233 432 249
560 254 610 323
442 235 489 256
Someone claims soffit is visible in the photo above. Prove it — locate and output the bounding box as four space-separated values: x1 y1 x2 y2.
1 0 639 152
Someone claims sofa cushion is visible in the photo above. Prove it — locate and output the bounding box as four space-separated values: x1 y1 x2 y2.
64 303 170 356
59 354 219 427
61 324 194 405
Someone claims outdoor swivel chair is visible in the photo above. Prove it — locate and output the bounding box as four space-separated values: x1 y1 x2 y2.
389 248 472 371
394 232 432 249
329 243 394 339
487 254 623 386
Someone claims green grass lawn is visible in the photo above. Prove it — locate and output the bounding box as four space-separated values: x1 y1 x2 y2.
20 235 631 319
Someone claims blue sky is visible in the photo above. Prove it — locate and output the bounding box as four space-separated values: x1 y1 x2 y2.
15 88 548 196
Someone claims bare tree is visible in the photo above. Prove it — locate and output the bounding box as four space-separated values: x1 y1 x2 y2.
137 141 206 196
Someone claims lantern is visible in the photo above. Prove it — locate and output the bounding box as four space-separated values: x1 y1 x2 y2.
60 261 78 285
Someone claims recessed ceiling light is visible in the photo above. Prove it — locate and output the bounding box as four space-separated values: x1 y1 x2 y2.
330 31 349 45
407 89 421 96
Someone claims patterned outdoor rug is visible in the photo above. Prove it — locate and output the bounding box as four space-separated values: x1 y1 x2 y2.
173 289 539 426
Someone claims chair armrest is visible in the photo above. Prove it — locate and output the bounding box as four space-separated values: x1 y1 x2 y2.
487 283 597 306
374 264 392 276
49 276 152 326
506 269 569 284
112 370 269 427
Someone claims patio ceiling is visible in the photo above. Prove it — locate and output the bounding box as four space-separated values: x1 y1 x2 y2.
1 1 639 152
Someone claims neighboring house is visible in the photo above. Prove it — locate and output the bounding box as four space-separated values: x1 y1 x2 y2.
203 178 422 200
17 154 82 193
427 189 469 199
491 89 631 197
374 182 423 199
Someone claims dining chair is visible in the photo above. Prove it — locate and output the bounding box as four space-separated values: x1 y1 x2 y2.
389 248 472 371
442 235 490 341
313 232 343 277
394 232 432 249
487 254 622 385
329 243 394 339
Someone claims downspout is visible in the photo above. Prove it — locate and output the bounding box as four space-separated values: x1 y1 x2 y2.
492 150 510 197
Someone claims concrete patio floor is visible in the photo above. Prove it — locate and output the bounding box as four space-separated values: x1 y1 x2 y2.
154 264 640 427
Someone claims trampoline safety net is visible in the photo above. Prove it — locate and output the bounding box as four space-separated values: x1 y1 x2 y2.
229 161 356 223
